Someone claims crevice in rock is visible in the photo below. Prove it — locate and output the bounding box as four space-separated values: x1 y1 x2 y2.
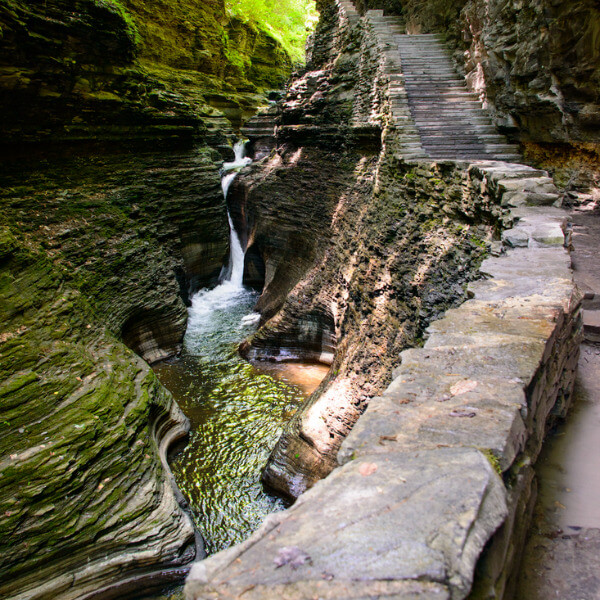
243 243 267 291
121 308 186 365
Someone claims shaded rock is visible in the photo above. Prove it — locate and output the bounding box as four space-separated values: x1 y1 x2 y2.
0 143 230 597
0 229 195 600
0 148 228 364
0 0 292 148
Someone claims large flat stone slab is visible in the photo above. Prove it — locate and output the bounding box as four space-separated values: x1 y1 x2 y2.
186 448 506 600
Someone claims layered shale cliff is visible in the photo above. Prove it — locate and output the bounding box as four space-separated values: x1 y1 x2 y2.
0 0 291 147
0 0 294 597
230 0 508 499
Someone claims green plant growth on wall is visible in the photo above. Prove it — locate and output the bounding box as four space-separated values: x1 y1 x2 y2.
226 0 319 63
95 0 141 44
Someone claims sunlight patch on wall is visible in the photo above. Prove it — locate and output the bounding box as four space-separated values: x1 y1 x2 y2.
226 0 319 63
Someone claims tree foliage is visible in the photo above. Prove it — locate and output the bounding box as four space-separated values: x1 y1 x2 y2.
226 0 319 63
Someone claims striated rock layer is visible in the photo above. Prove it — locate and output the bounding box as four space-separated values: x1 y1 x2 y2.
0 0 295 597
0 228 196 599
0 148 228 364
231 0 507 499
0 143 232 597
0 0 292 148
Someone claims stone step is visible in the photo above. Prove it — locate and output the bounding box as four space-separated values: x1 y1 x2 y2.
412 115 493 121
423 143 488 151
419 131 502 139
402 68 458 73
421 134 508 142
411 119 495 127
405 98 483 105
367 15 516 161
402 86 472 92
417 129 500 137
400 57 454 61
492 155 523 161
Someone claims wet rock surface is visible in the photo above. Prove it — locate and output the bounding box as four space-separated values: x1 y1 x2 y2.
0 146 231 598
0 149 228 363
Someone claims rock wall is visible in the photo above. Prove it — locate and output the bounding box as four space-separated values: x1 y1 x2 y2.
230 0 509 499
0 148 228 364
0 0 291 147
184 157 581 599
0 228 196 600
0 144 230 597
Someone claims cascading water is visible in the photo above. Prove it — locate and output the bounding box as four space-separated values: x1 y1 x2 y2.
152 141 306 557
184 140 255 345
220 140 252 287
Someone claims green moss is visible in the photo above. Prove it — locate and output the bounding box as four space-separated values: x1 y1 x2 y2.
95 0 141 45
481 449 503 476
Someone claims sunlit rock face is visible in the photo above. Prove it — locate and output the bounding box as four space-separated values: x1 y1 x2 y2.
228 0 508 499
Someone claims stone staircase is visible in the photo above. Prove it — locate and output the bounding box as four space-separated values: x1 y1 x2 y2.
363 10 521 162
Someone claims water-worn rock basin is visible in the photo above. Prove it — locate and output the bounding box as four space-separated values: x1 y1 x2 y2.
153 283 315 554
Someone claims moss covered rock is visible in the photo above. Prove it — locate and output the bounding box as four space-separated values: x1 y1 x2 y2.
0 226 196 599
0 0 292 146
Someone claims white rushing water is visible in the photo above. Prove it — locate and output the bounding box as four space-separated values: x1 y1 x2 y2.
185 140 256 354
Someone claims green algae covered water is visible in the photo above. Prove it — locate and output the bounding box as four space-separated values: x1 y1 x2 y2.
154 283 305 554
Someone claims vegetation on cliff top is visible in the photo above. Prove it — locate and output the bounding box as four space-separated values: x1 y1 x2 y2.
226 0 318 63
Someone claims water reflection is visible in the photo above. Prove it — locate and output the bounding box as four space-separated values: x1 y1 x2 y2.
254 362 331 396
534 343 600 529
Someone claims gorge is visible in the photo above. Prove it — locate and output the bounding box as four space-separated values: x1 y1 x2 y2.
1 0 598 599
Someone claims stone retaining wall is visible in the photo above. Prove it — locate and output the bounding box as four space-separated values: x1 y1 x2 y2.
184 159 582 600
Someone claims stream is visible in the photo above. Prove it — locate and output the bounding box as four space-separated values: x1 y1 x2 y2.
152 141 327 557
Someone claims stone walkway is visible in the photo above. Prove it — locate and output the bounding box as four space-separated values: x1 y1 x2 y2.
364 11 520 161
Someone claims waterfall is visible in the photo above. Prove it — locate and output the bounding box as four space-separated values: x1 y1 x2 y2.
185 140 257 342
221 140 252 288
